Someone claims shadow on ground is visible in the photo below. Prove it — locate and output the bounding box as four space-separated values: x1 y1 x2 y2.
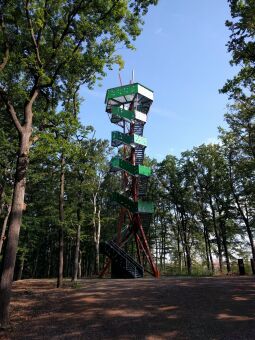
2 277 255 339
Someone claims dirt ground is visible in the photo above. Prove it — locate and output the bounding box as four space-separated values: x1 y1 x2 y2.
0 276 254 340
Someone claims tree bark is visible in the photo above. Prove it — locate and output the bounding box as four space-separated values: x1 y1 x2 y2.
203 224 210 271
17 253 25 281
73 188 82 282
206 228 214 274
0 204 11 254
0 129 31 328
57 154 65 288
180 211 192 275
220 219 231 273
78 250 82 279
32 250 39 278
92 193 100 275
73 224 80 282
0 185 4 214
95 205 101 274
47 247 51 278
245 222 255 261
210 199 223 272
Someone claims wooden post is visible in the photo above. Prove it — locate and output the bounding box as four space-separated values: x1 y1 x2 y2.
250 258 255 275
238 259 245 275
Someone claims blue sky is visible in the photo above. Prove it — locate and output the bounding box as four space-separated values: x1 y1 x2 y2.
80 0 237 161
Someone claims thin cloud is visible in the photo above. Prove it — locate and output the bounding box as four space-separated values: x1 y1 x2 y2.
150 106 179 120
154 27 163 35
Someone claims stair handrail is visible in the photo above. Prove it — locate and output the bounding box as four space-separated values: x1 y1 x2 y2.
103 241 142 277
108 241 143 272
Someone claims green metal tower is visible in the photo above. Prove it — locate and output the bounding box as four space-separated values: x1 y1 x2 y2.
100 82 159 278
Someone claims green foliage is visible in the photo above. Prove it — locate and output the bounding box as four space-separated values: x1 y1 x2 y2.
221 0 255 98
0 0 158 110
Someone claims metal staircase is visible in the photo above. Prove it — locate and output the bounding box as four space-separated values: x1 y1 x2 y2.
100 241 143 278
141 213 152 230
138 176 149 197
134 121 144 136
135 146 145 165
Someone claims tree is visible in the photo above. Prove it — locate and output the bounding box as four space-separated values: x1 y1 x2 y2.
219 0 255 266
157 155 198 275
0 0 158 327
221 0 255 99
219 0 255 261
220 129 255 261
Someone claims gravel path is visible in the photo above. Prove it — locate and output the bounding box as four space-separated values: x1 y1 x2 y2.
1 277 255 339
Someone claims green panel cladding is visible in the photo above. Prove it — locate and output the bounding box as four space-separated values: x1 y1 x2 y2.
112 192 154 214
111 106 147 124
105 83 153 103
111 106 135 123
110 157 151 177
137 201 154 214
105 83 154 114
111 131 147 148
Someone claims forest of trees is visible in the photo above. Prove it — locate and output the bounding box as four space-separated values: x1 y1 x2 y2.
0 0 254 329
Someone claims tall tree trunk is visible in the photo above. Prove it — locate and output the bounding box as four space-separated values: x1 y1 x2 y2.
0 185 4 214
92 193 100 275
186 249 192 275
0 204 11 254
210 200 223 272
47 247 51 278
45 227 52 277
220 221 231 273
73 190 82 282
0 129 31 327
0 89 38 327
32 250 39 278
78 250 82 279
228 154 255 260
73 224 81 282
206 227 214 274
57 154 65 288
203 224 210 271
245 221 255 260
17 253 25 281
176 221 182 273
65 240 71 278
180 212 192 275
95 205 101 274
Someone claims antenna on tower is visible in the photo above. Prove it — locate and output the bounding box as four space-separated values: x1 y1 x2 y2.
118 72 123 86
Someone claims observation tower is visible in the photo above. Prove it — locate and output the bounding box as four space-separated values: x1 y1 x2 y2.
100 82 159 278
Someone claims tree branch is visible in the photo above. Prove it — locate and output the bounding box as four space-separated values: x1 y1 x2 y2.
0 13 9 71
45 0 118 85
54 0 88 51
8 102 23 134
0 88 23 133
24 87 40 126
25 0 42 68
36 0 49 45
